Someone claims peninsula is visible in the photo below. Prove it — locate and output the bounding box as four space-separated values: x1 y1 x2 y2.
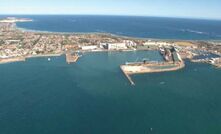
0 17 33 23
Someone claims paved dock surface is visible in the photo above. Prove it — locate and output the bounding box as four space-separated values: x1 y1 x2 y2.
120 66 135 85
66 51 79 64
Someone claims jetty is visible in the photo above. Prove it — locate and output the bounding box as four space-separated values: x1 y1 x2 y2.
120 48 185 85
120 65 135 85
66 51 80 64
121 61 185 85
122 61 184 73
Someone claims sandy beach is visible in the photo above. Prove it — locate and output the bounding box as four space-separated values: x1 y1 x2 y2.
0 57 26 64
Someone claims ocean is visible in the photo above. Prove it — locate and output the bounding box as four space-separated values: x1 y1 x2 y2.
8 15 221 40
1 15 221 134
0 51 221 134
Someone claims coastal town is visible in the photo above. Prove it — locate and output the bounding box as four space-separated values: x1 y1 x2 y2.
1 17 221 84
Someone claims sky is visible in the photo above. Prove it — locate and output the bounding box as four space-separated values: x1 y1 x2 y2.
0 0 221 20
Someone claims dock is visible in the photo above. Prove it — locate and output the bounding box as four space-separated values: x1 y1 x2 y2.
66 51 80 64
120 65 135 85
120 61 185 85
120 49 185 85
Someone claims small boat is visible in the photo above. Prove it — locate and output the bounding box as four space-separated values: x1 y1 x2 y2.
48 58 51 61
150 128 153 131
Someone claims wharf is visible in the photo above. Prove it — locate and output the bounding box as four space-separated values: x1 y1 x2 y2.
66 52 80 64
120 65 135 85
120 61 185 85
122 62 184 74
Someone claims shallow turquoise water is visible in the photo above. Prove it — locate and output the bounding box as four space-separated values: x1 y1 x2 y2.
0 51 221 134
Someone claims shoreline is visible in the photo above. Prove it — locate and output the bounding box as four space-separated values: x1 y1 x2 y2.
0 57 26 64
1 17 221 73
0 53 63 64
25 53 63 58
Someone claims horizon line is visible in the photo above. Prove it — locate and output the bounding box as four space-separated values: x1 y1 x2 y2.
0 14 221 21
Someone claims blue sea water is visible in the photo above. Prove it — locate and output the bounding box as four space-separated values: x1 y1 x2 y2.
4 15 221 40
0 51 221 134
1 15 221 134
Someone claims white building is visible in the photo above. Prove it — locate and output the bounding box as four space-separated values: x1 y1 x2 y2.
143 41 157 46
107 43 127 50
124 40 137 47
144 40 171 47
99 43 108 49
81 46 98 50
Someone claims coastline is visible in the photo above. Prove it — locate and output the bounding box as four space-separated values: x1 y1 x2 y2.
25 53 63 58
0 17 221 72
0 53 63 64
0 57 26 64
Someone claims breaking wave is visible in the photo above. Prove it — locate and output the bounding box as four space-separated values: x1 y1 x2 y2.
180 29 209 35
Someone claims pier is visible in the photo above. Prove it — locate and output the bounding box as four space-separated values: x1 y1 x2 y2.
120 61 185 85
120 65 135 85
66 51 80 64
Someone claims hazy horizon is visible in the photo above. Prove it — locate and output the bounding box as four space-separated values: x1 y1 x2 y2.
1 0 221 20
1 14 221 21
